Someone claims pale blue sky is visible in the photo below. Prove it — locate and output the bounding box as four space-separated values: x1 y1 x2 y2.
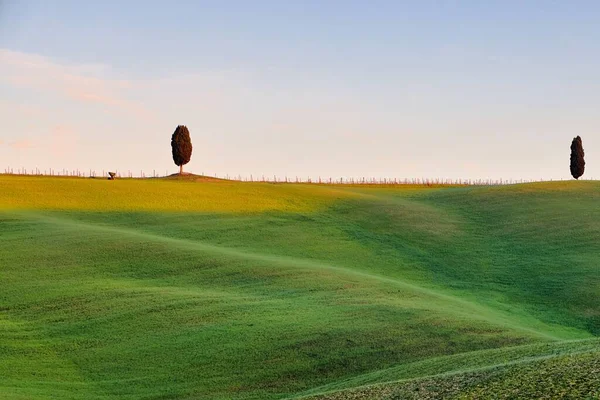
1 1 599 180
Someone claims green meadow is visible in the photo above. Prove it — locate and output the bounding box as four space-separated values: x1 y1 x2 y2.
1 175 599 399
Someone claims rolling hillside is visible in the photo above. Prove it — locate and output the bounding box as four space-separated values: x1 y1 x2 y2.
1 175 599 399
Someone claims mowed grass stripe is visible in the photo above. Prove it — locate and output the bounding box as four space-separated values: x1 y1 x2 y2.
10 210 585 341
291 337 600 398
304 346 600 399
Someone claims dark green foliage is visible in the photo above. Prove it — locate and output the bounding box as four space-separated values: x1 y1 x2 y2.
171 125 193 174
570 136 585 179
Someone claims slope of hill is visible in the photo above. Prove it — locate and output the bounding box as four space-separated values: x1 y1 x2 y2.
1 175 598 399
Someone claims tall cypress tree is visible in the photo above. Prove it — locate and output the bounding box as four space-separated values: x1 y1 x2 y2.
171 125 193 175
570 136 585 180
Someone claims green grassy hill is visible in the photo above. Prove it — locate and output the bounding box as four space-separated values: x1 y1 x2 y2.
1 175 599 399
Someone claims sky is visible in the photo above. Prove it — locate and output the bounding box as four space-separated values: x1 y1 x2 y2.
1 1 599 181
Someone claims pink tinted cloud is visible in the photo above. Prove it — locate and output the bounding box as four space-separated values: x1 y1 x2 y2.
4 126 78 156
0 49 154 120
10 139 36 149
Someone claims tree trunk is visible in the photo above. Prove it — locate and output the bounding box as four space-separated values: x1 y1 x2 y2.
179 164 183 175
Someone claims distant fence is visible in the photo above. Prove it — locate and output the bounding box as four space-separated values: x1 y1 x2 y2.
2 167 582 186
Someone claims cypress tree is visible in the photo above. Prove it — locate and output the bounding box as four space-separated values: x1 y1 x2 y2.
171 125 193 175
570 136 585 180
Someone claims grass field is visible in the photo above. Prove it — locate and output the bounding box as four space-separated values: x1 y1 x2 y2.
1 175 599 399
